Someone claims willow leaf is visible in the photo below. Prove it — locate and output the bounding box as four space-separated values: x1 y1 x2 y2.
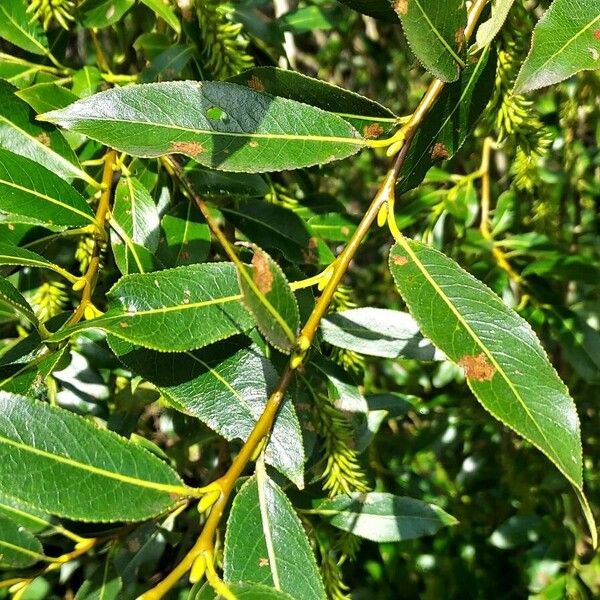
0 492 51 534
48 263 253 352
40 81 366 173
388 238 596 546
0 0 48 56
0 276 37 327
514 0 600 93
475 0 517 49
0 513 44 568
0 148 95 227
0 242 75 282
0 392 189 522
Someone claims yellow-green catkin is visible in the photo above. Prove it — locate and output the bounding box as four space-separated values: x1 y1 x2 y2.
75 236 96 274
196 0 253 79
30 279 69 323
484 1 551 192
27 0 76 30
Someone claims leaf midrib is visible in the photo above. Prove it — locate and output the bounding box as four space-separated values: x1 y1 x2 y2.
0 5 47 55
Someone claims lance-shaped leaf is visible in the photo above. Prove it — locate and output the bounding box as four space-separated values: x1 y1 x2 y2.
75 560 122 600
48 263 254 352
238 245 299 353
388 238 596 546
393 0 467 82
321 307 442 360
0 149 95 227
0 80 85 182
229 67 397 136
193 582 295 600
313 493 457 542
0 492 51 534
336 0 398 21
110 336 305 487
139 0 180 33
0 513 45 568
224 473 325 600
475 0 517 49
77 0 134 28
0 0 48 56
0 276 37 327
514 0 600 93
0 242 75 282
40 81 366 173
0 392 189 522
396 48 496 195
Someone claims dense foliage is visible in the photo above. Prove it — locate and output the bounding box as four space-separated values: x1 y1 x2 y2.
0 0 599 598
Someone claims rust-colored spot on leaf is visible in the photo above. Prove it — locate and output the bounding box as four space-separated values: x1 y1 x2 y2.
363 123 384 139
170 141 204 157
248 75 265 92
258 557 269 567
393 255 408 266
36 132 50 146
458 352 496 381
127 538 141 552
431 142 449 161
252 250 273 294
394 0 408 15
593 29 600 41
455 26 465 48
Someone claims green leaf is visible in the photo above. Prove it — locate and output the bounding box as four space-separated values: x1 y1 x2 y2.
110 175 161 274
0 492 51 534
16 82 80 114
320 307 442 360
221 200 311 264
0 513 44 568
0 276 37 327
157 200 211 267
77 0 135 28
0 80 86 182
311 356 368 413
0 148 95 227
139 0 181 34
192 582 295 600
40 81 366 173
0 391 189 522
0 242 75 282
336 0 398 21
238 245 300 353
313 492 457 542
224 473 325 600
185 164 268 199
306 212 357 242
0 0 48 56
475 0 517 49
48 263 254 352
75 559 122 600
514 0 600 93
393 0 467 82
229 67 397 137
396 48 496 195
110 336 305 487
277 6 336 33
388 238 596 545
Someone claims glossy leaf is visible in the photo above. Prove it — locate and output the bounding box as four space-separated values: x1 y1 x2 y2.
388 238 596 544
396 48 496 195
0 148 95 227
336 0 398 21
157 201 211 267
514 0 600 93
238 245 300 353
110 336 305 487
0 80 85 181
0 276 37 327
48 263 254 352
16 82 80 114
0 392 188 522
475 0 517 49
229 67 397 136
0 242 74 281
393 0 467 82
313 492 457 542
139 0 180 33
185 165 268 199
0 513 44 568
320 307 442 359
77 0 135 28
224 474 325 599
40 81 366 173
193 582 295 600
0 0 48 55
0 492 51 533
111 174 160 258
